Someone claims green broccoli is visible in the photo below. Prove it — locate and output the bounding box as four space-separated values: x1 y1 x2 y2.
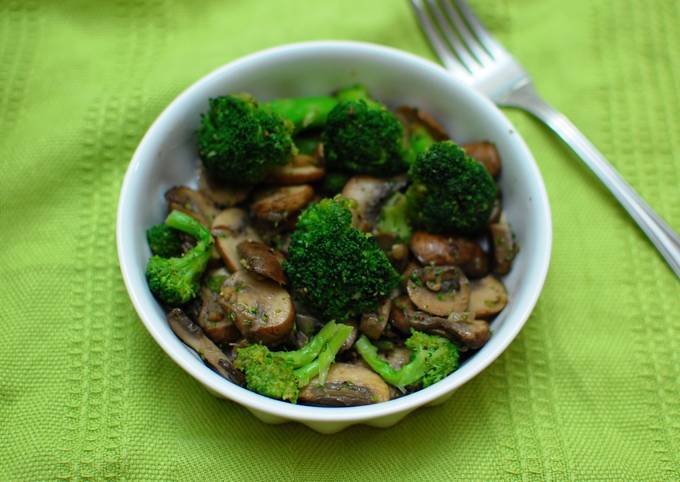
405 124 436 165
406 141 497 233
234 321 353 402
266 96 337 133
375 191 412 243
355 330 459 391
323 96 408 176
146 223 183 258
284 197 400 321
197 94 295 184
293 135 321 156
145 210 214 306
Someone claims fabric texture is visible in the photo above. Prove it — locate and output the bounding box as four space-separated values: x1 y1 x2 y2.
1 0 679 480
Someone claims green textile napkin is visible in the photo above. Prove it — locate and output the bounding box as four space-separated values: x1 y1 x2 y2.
1 0 679 479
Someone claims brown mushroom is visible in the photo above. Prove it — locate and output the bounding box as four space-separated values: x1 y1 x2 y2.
197 165 251 207
489 222 518 275
385 347 412 370
359 297 393 340
236 240 287 285
469 275 508 319
339 322 359 352
488 197 502 224
341 175 406 231
463 142 502 178
409 231 488 278
265 154 325 184
298 363 390 406
220 271 295 345
398 308 490 350
166 308 245 386
406 266 470 316
250 185 314 223
197 287 241 344
395 106 449 141
165 186 219 227
212 208 262 272
389 295 415 334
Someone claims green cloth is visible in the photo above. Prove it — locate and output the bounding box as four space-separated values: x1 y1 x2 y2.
1 0 679 479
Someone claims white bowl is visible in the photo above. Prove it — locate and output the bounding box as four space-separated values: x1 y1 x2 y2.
117 41 552 434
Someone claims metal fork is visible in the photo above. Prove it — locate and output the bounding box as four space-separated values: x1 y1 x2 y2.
411 0 680 278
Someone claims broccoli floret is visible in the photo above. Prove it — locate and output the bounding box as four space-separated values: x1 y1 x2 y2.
375 192 412 243
197 94 294 184
323 99 407 176
406 141 497 233
284 197 400 321
145 210 213 305
146 224 183 258
266 96 338 133
355 330 459 391
234 322 353 402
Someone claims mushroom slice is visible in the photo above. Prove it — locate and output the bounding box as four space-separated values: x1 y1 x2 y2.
488 197 502 224
463 142 502 178
341 175 406 231
403 309 490 350
409 231 488 278
167 308 245 386
236 240 287 285
220 271 294 345
395 106 449 141
265 154 326 184
339 321 359 352
359 297 393 340
197 165 251 207
406 266 470 316
211 208 262 272
299 363 390 406
489 222 518 275
250 185 314 223
197 287 241 344
385 347 412 370
469 275 508 319
165 186 219 227
390 295 415 334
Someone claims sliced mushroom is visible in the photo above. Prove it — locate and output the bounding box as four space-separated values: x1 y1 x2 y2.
166 308 245 386
406 265 470 316
488 197 502 224
250 185 314 223
212 208 262 272
197 287 241 344
359 297 393 340
236 240 287 285
385 347 412 370
401 309 489 350
463 142 502 178
489 222 518 275
165 186 220 227
390 295 415 334
220 271 295 345
341 175 406 231
197 165 251 207
409 231 488 278
469 275 508 319
265 154 326 184
395 106 449 141
298 363 390 406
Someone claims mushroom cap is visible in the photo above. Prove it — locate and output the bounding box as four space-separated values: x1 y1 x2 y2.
299 363 390 406
220 270 295 345
406 265 470 316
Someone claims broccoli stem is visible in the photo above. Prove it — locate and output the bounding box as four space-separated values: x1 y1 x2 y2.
274 321 339 367
266 96 338 133
294 323 354 387
355 335 427 391
165 210 212 244
335 84 371 103
316 324 354 384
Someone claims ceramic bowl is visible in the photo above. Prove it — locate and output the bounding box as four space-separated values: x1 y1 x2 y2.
117 41 552 434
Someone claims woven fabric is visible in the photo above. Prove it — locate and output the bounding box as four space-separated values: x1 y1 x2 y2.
1 0 679 479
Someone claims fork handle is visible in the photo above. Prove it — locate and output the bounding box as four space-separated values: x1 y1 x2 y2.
502 83 680 278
